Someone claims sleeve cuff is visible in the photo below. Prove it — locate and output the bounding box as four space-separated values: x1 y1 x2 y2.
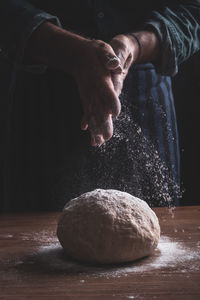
144 20 178 76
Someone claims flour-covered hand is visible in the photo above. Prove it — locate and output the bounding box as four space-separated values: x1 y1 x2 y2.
108 34 140 96
72 39 122 146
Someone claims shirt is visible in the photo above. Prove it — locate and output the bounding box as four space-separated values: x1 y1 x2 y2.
0 0 200 75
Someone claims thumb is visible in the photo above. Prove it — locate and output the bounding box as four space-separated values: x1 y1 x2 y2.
111 73 124 97
97 43 123 72
105 55 122 71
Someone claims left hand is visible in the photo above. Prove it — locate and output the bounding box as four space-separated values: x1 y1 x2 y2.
107 34 140 96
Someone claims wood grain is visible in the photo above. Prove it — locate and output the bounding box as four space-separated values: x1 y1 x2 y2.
0 206 200 299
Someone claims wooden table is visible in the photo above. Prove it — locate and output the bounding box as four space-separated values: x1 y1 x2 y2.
0 206 200 300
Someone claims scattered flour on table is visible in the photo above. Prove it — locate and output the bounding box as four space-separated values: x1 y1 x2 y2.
18 235 199 278
19 230 56 242
0 234 13 239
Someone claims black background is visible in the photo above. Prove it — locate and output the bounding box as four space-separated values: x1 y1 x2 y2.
173 51 200 206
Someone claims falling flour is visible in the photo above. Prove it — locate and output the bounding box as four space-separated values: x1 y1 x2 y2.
87 96 182 208
49 91 182 209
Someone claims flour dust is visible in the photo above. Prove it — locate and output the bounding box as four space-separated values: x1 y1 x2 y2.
49 90 181 209
11 236 199 278
89 94 181 207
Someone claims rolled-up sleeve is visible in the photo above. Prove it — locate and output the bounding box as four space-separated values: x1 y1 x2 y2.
144 0 200 76
0 0 61 73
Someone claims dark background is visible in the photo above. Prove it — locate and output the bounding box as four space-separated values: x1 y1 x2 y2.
173 51 200 206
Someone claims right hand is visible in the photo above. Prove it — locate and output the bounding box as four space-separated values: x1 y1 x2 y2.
72 39 122 146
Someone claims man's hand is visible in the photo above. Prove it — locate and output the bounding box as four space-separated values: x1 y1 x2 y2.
77 32 159 146
26 22 122 146
26 22 159 147
73 35 141 146
108 34 140 96
108 32 160 97
72 39 122 146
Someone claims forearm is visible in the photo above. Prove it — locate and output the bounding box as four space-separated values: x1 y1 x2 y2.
127 30 160 64
25 21 88 72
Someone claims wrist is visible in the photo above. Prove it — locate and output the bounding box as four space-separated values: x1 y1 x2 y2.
126 31 160 64
125 33 141 63
47 24 89 72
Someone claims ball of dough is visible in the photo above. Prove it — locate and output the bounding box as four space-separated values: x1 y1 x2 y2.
57 189 160 264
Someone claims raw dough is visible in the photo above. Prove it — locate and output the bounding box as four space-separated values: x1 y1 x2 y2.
57 189 160 264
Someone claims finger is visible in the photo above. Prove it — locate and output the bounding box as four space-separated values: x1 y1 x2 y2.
91 135 97 147
87 116 101 146
110 49 126 71
102 114 113 141
123 53 133 70
100 78 121 117
96 41 122 71
106 55 122 71
81 115 88 130
92 113 113 143
89 114 111 146
111 65 123 74
90 130 105 147
94 134 105 147
110 41 133 74
111 73 124 97
107 91 121 117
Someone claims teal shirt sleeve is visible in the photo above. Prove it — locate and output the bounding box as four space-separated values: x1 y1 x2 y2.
144 0 200 76
0 0 61 73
